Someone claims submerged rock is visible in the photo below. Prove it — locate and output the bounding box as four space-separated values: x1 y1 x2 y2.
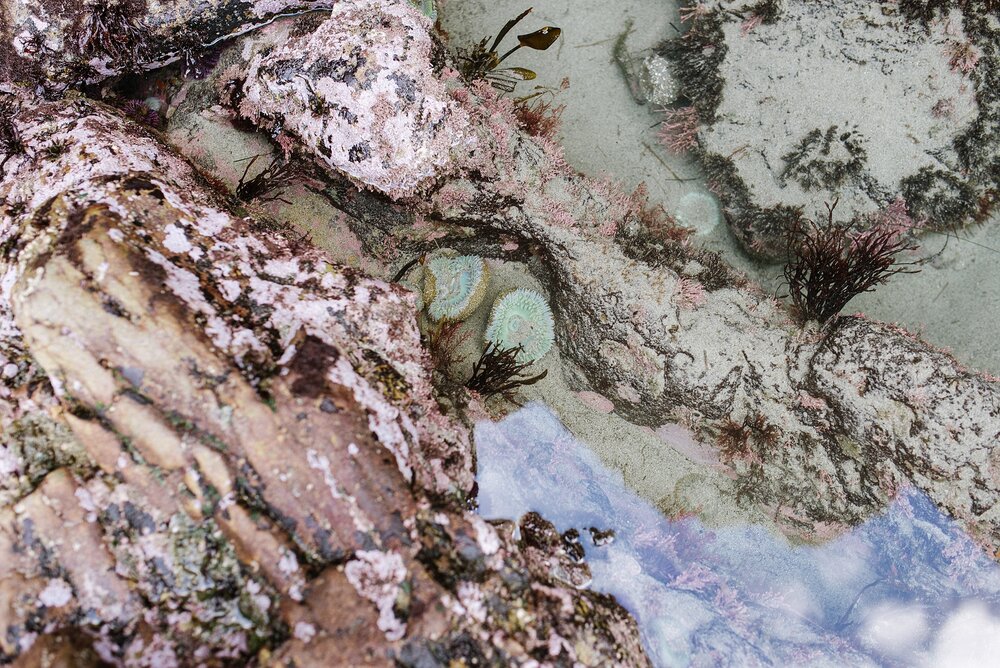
660 0 999 259
235 0 476 199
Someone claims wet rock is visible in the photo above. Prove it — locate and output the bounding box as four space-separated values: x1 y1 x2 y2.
0 0 339 92
0 92 649 665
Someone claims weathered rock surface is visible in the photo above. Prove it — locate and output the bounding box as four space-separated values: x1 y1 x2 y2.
0 93 650 665
225 2 1000 553
0 0 337 92
236 0 475 199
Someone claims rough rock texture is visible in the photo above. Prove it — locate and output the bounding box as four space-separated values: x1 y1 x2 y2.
659 0 1000 259
227 3 1000 553
236 0 475 199
0 93 650 665
0 0 338 92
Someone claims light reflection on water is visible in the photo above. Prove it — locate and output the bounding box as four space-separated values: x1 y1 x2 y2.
475 403 1000 667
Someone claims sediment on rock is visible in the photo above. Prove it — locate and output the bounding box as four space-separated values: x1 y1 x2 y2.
224 3 1000 553
659 0 1000 260
0 92 650 665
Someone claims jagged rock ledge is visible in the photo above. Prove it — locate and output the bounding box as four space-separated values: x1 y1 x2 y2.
0 93 649 665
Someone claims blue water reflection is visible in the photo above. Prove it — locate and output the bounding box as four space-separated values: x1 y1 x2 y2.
475 403 1000 667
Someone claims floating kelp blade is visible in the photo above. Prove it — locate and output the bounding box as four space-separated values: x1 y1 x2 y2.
487 67 537 91
518 26 561 50
506 67 538 80
490 7 534 53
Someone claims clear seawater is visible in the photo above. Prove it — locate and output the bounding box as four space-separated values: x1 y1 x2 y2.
476 403 1000 667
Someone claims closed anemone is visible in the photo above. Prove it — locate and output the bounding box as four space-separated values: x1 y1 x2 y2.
485 288 555 363
423 253 489 321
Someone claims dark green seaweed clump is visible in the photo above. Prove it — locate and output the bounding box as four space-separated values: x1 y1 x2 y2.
657 9 727 121
466 343 547 399
745 0 784 24
898 0 999 25
0 95 24 175
781 126 867 191
899 167 978 230
697 149 806 259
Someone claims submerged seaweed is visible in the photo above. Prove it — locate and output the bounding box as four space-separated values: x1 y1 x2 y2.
466 342 547 399
780 126 867 191
783 201 921 323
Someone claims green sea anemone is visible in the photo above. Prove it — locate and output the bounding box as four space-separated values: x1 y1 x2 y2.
408 0 436 20
423 253 489 321
485 288 555 362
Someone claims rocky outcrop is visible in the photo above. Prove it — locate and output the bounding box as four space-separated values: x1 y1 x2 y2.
0 93 650 665
223 2 1000 552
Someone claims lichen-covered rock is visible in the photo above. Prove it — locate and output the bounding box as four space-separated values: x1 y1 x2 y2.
0 92 650 666
234 0 476 199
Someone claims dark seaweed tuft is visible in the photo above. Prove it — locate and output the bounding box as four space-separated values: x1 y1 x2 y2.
658 9 727 121
782 201 921 324
465 343 547 399
76 0 149 65
899 167 978 230
0 95 24 176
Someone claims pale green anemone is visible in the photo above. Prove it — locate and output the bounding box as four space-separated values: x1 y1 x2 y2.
422 253 489 321
485 288 555 363
410 0 437 20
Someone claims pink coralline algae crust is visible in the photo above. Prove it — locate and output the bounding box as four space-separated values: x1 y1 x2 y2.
239 0 476 200
577 391 615 414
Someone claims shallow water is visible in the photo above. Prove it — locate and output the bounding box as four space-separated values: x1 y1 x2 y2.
441 0 1000 376
476 404 1000 667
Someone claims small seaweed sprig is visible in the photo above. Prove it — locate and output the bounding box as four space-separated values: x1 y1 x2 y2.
236 154 300 205
0 96 24 176
466 342 547 399
427 320 473 377
456 8 561 92
783 200 921 324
